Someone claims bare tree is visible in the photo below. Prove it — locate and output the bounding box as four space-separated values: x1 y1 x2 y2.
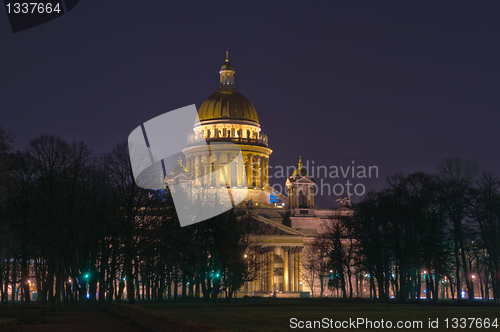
469 172 500 303
303 240 328 297
438 158 478 301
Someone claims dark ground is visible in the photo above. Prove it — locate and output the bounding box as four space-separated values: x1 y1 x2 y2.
22 306 139 332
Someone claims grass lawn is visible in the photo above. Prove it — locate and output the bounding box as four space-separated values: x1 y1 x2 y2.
139 298 500 331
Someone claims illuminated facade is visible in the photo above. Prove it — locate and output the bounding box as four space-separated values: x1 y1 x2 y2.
170 54 356 297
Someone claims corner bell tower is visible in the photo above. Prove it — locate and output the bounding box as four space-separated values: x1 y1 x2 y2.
285 157 316 211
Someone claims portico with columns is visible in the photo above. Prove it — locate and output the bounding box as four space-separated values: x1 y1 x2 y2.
236 213 314 296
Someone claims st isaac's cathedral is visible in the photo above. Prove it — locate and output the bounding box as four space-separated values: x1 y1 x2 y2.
168 54 351 297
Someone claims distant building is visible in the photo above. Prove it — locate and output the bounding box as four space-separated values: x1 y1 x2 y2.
170 54 352 297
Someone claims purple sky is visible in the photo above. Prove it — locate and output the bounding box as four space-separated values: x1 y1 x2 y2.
1 1 500 207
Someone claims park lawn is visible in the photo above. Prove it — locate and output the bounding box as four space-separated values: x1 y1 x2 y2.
140 298 500 332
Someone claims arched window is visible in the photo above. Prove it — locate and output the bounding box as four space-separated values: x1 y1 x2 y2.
298 189 308 208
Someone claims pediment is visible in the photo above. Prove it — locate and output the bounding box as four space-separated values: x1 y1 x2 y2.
295 177 315 184
241 212 307 236
168 173 192 183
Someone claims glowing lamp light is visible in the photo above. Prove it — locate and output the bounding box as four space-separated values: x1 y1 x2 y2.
244 254 247 258
472 275 476 279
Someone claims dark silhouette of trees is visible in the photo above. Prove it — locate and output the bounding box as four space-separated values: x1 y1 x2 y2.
3 131 500 304
0 127 14 304
0 135 262 305
352 172 453 303
469 173 500 303
438 158 478 301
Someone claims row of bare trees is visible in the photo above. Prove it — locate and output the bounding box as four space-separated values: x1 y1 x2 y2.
0 129 258 306
305 159 500 303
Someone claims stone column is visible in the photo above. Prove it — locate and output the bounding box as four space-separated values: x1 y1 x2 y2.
253 157 258 188
192 157 196 180
226 153 232 187
205 155 211 186
283 247 289 292
190 156 195 180
199 155 205 186
237 153 243 187
264 157 269 188
289 248 295 292
246 154 252 187
293 249 299 292
254 248 262 293
215 153 221 187
298 249 303 292
194 156 200 186
259 157 264 189
268 248 274 292
310 187 315 207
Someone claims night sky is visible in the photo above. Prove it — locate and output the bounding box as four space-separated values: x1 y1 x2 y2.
2 1 500 207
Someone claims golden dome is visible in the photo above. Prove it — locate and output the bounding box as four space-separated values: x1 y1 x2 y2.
197 53 259 123
220 61 234 71
198 89 259 123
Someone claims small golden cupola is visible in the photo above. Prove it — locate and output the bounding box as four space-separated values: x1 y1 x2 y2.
171 157 189 175
292 156 309 177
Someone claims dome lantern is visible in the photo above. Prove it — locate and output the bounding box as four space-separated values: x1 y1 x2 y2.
197 53 259 123
219 51 235 88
